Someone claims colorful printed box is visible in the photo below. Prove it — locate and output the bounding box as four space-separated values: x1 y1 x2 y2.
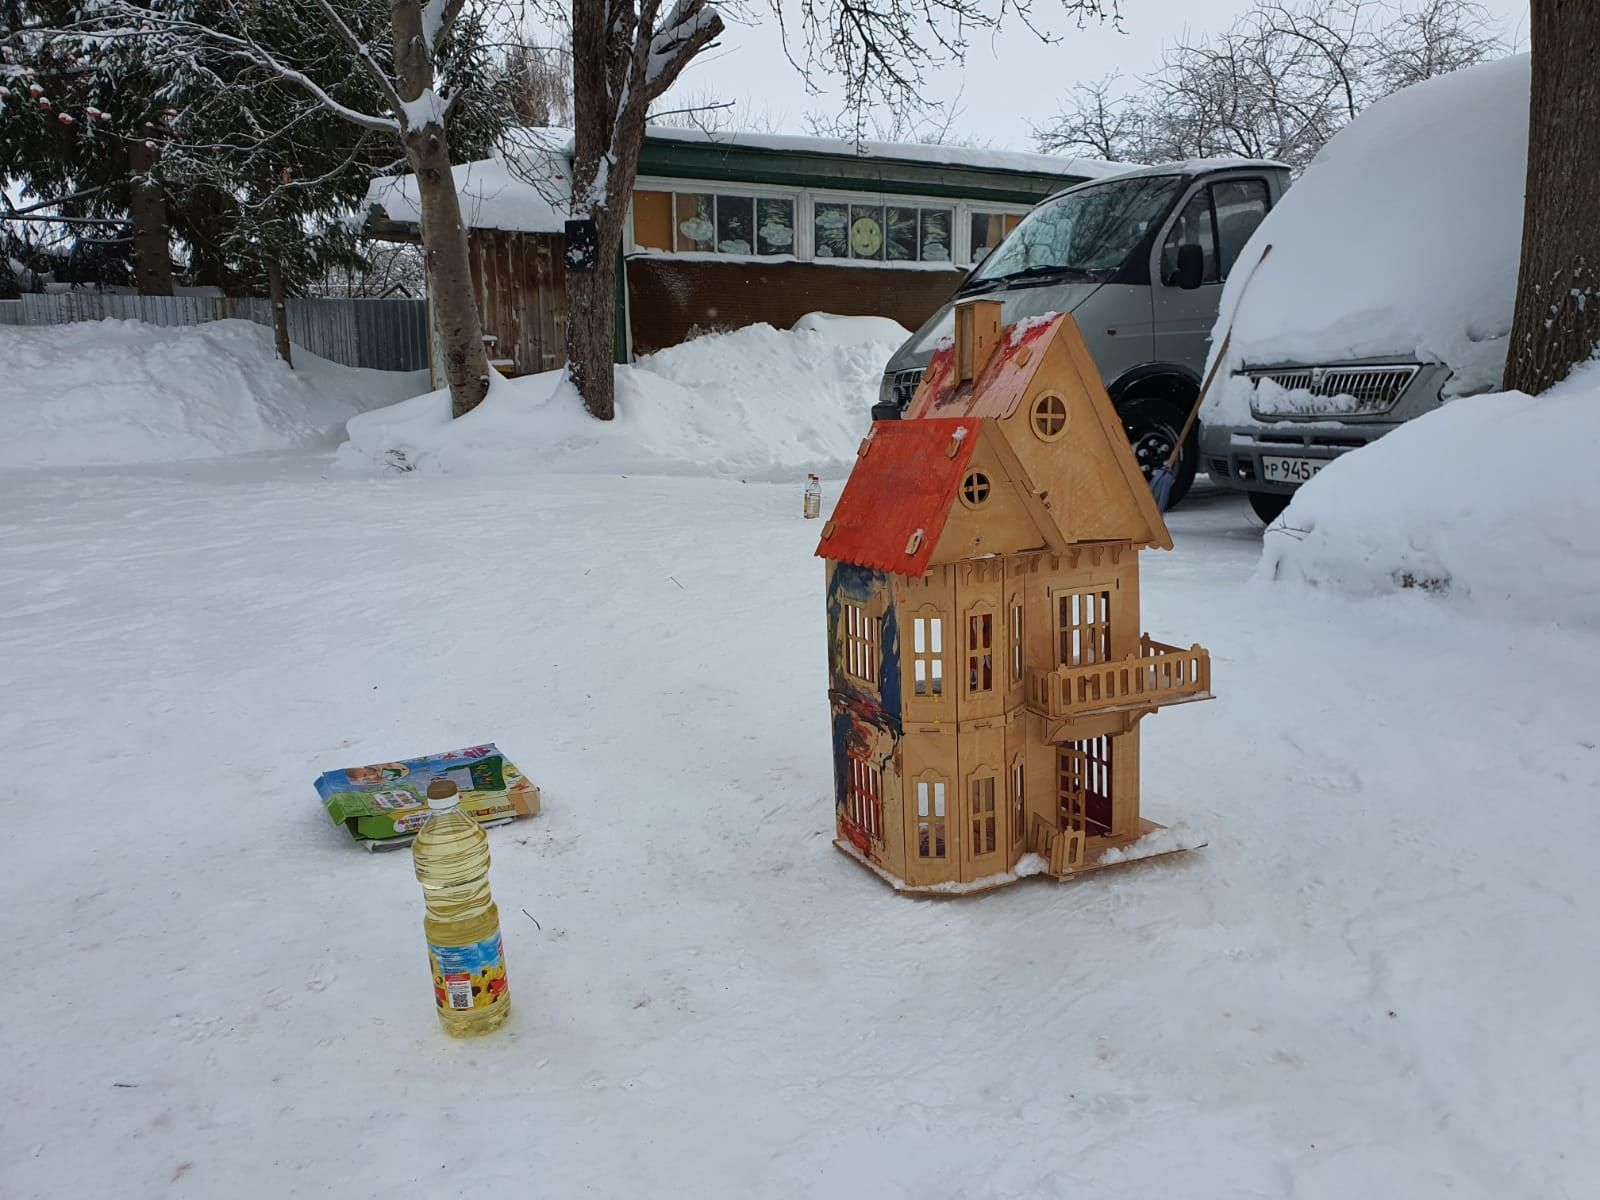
317 744 540 846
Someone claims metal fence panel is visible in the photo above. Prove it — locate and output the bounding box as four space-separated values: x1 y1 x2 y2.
0 292 427 371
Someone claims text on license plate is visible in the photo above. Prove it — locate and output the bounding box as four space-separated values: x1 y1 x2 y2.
1261 456 1326 484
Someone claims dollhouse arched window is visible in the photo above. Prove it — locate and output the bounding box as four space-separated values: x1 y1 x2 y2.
911 609 945 697
1010 756 1026 847
1031 393 1068 441
966 608 994 693
841 601 880 685
970 774 998 855
847 754 883 842
915 776 947 860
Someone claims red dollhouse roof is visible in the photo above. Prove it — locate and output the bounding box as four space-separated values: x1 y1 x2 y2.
816 418 980 576
907 312 1064 420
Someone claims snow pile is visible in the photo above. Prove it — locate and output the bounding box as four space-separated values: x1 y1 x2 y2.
1260 363 1600 629
0 319 423 469
340 314 906 479
1202 55 1529 425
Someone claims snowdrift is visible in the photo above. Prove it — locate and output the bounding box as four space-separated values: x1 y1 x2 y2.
339 314 906 479
0 318 423 469
1202 54 1530 425
1260 363 1600 630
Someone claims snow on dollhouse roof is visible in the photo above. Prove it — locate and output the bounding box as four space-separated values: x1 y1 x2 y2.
817 419 980 576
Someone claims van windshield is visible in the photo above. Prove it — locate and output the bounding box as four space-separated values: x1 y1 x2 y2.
966 173 1184 286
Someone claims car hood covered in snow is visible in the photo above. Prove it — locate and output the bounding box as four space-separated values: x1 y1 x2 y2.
1202 54 1530 425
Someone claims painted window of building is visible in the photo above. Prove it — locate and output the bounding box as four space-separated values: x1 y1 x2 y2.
1057 587 1112 666
917 778 947 859
848 755 883 841
1059 738 1114 836
1011 758 1025 845
814 201 955 263
971 775 997 854
967 610 994 693
970 210 1023 264
634 190 796 256
841 601 879 685
912 614 945 697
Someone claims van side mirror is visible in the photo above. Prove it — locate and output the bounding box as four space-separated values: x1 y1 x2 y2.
1170 243 1205 290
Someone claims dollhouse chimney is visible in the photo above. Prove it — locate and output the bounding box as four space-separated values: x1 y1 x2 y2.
954 298 1004 385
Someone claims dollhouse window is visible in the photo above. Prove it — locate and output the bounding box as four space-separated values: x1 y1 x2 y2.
912 614 944 697
959 470 991 508
967 611 994 692
1009 600 1024 682
842 602 879 685
847 755 883 841
1059 739 1113 837
1011 759 1025 845
971 776 997 854
1058 588 1112 666
1032 393 1068 441
916 779 947 859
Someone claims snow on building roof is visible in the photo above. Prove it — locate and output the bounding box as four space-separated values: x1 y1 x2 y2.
643 126 1124 180
817 418 981 576
363 129 571 235
363 125 1122 238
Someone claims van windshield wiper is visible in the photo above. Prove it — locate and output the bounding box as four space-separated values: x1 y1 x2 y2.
961 264 1096 292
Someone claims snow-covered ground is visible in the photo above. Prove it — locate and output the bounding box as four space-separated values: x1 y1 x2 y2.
3 447 1597 1196
340 313 907 479
0 319 424 469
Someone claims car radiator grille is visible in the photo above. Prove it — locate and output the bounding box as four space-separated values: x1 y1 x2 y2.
891 368 925 407
1248 365 1419 418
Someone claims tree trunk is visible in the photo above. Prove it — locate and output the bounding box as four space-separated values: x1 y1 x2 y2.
127 130 173 296
564 217 623 419
1504 0 1600 395
391 0 490 419
267 258 292 368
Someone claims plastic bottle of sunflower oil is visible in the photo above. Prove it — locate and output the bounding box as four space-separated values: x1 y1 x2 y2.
412 778 511 1037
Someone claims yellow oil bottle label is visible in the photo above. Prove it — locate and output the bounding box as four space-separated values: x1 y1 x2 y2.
428 931 508 1011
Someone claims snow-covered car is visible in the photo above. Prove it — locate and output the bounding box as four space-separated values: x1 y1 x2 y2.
1199 54 1530 523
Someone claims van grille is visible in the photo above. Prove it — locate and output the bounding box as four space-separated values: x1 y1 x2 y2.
1248 365 1419 418
891 368 925 407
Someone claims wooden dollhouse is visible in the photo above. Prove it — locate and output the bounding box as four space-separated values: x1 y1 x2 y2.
817 299 1213 893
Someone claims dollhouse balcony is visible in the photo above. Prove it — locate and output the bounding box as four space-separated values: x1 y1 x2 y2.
1026 636 1213 725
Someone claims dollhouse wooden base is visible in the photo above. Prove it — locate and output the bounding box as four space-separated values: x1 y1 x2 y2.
834 819 1206 897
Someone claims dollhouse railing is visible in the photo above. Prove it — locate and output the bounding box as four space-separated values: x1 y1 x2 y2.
1025 636 1212 720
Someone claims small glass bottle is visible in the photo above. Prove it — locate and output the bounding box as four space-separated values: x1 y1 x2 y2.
803 474 822 519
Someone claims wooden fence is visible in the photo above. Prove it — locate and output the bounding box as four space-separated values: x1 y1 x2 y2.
0 292 429 372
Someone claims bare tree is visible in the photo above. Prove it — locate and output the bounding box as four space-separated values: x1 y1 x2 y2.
549 0 1121 420
37 1 519 418
503 39 572 127
1037 0 1507 170
1504 1 1600 395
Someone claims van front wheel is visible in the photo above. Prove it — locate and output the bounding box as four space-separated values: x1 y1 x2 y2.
1119 395 1197 509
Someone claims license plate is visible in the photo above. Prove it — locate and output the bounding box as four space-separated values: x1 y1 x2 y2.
1261 456 1326 484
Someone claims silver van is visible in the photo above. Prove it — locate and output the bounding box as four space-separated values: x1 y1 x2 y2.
875 160 1291 507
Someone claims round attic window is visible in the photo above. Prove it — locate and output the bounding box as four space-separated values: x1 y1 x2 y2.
1032 393 1068 441
960 470 992 508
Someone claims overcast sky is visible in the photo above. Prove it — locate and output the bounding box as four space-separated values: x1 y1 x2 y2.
659 0 1530 150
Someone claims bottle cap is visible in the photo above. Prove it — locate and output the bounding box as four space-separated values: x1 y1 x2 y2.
425 779 460 809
